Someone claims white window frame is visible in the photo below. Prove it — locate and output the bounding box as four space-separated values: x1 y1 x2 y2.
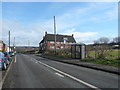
50 41 54 44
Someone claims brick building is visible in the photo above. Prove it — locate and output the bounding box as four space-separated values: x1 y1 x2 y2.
0 40 10 52
39 32 76 52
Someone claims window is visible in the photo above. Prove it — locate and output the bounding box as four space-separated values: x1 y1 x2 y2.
69 42 72 44
64 40 67 44
61 46 63 48
61 42 64 44
50 46 54 49
50 41 54 44
63 37 68 40
65 46 68 48
63 38 68 44
56 42 60 44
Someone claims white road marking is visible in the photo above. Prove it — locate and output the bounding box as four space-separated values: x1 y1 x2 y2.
24 55 101 90
35 62 38 63
55 73 64 77
14 56 16 63
38 61 100 89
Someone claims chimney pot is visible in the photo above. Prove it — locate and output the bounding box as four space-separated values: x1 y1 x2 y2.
43 36 45 39
45 31 47 35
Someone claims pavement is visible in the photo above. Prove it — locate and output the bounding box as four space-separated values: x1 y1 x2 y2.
0 56 15 89
2 54 119 89
36 54 120 75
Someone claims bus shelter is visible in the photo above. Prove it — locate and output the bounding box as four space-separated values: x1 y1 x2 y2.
71 44 86 59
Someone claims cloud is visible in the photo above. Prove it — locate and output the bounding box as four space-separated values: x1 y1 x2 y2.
2 19 46 46
2 2 117 46
40 2 117 32
62 28 98 44
89 4 118 22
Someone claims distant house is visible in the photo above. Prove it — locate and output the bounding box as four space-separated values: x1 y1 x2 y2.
0 40 10 52
39 32 76 52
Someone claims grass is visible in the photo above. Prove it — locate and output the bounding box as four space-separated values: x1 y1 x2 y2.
42 53 67 59
88 49 119 60
80 59 120 67
41 49 120 67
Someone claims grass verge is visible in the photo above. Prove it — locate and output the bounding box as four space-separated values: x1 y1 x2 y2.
80 59 120 67
42 53 68 59
41 53 120 67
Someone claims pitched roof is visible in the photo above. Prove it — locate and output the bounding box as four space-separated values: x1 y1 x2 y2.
40 34 76 43
0 40 3 43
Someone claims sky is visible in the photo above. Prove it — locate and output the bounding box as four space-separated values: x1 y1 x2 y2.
0 1 118 46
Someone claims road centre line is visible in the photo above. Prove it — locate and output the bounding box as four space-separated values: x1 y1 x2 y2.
38 61 101 90
14 55 16 63
27 55 101 90
55 73 64 77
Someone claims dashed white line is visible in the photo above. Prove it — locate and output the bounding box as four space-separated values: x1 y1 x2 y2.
55 73 64 77
38 61 100 89
35 61 38 63
14 56 17 63
24 55 101 90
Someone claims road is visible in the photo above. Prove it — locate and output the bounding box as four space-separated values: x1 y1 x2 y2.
2 54 119 89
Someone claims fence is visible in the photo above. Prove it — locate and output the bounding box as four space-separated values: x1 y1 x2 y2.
43 44 119 60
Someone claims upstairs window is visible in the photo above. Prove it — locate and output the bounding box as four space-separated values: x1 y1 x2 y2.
63 38 68 44
63 37 68 40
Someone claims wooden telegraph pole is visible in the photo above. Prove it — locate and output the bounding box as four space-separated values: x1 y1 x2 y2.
13 37 15 51
28 40 30 53
9 30 10 53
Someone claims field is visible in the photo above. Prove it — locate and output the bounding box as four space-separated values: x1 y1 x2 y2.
42 49 120 67
88 49 119 60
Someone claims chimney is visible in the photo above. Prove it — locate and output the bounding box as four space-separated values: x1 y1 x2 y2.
45 31 47 35
72 34 73 37
43 36 45 39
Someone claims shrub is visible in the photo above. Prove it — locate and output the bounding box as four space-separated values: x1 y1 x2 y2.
45 48 71 58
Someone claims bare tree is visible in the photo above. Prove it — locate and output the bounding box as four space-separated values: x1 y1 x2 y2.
93 37 112 59
94 40 99 44
98 37 109 44
113 36 120 44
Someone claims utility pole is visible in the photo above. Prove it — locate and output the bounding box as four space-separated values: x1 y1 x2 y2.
54 16 56 54
28 40 30 53
13 37 15 52
9 30 10 53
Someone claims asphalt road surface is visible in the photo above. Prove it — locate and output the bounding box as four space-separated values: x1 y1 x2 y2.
2 54 119 89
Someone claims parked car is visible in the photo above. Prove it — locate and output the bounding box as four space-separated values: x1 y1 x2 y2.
3 52 10 65
0 52 9 70
3 52 11 62
9 51 15 57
